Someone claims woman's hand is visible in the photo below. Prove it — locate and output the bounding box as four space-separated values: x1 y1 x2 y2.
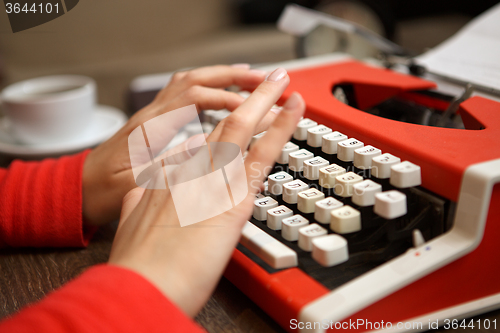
82 65 274 226
108 68 305 317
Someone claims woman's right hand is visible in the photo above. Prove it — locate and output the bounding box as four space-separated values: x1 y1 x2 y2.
108 68 305 317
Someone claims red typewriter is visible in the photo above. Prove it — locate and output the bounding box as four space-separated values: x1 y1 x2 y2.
224 57 500 332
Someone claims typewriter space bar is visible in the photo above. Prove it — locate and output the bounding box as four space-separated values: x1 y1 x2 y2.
240 221 298 269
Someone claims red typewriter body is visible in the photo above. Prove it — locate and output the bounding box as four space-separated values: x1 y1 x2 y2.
225 60 500 332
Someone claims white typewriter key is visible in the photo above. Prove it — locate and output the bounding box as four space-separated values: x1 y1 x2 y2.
282 215 309 241
312 234 349 267
277 142 299 164
267 205 293 230
255 193 265 200
297 188 325 214
298 223 328 251
322 131 348 155
315 197 343 224
371 153 401 179
253 196 279 221
353 145 382 169
352 180 382 206
307 125 332 147
303 157 329 180
374 190 407 219
334 172 363 197
283 180 309 204
250 131 266 147
241 222 297 269
337 138 364 162
319 164 346 188
268 171 293 195
390 161 422 188
293 118 318 141
330 205 361 234
288 149 314 172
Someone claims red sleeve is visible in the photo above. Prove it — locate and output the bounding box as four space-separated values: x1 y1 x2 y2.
0 264 205 333
0 150 95 247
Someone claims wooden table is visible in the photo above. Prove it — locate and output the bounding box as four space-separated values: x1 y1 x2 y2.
0 221 285 333
0 155 498 333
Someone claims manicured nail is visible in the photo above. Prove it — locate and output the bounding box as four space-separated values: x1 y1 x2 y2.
270 106 283 114
250 69 268 76
283 92 302 110
231 63 251 69
266 68 287 82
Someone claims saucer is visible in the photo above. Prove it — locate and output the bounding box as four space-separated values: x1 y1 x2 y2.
0 105 128 158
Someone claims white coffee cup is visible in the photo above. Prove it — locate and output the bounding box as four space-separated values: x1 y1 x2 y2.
0 75 96 145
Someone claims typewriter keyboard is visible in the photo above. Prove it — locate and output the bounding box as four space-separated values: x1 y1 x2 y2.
239 118 453 290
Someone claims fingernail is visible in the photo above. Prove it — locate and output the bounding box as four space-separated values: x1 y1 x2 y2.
250 69 268 76
231 63 251 69
266 68 287 82
283 92 302 110
270 106 283 114
186 134 207 157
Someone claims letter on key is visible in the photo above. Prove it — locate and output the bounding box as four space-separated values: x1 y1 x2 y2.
297 188 325 214
353 145 381 169
268 171 293 195
298 223 328 251
315 197 343 224
289 149 314 172
334 172 363 197
371 153 401 179
352 179 382 206
337 138 364 162
374 190 407 219
283 180 309 204
293 118 317 141
390 161 421 188
303 156 329 180
307 125 332 147
253 196 278 221
322 131 347 155
319 164 346 188
282 214 309 241
330 205 361 234
267 205 293 230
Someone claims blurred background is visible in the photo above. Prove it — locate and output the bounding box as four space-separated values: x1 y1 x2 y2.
0 0 498 112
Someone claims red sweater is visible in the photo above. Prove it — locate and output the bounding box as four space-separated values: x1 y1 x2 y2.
0 151 204 333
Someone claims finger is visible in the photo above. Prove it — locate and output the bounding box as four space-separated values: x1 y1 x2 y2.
206 107 281 145
245 92 305 192
217 68 290 151
254 107 282 134
156 87 245 117
173 65 267 91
